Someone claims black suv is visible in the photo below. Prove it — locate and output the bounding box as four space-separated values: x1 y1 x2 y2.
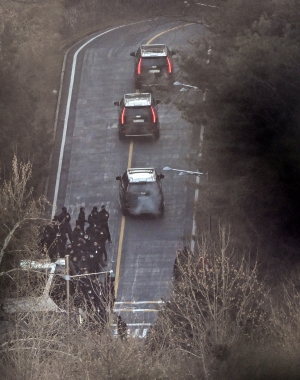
116 168 165 217
130 44 175 89
114 93 161 140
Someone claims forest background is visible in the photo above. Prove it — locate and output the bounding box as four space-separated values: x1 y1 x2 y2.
0 0 300 379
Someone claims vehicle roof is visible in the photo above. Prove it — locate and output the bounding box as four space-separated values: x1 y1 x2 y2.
124 93 152 107
127 168 157 182
140 44 168 57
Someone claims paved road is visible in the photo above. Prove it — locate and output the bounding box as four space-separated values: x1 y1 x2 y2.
48 18 205 337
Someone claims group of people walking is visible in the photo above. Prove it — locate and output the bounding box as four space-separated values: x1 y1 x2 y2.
39 204 130 337
76 270 116 330
39 204 112 274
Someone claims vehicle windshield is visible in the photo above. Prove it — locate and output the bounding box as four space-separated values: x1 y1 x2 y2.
124 106 152 125
0 269 50 299
125 107 151 118
127 182 159 197
141 57 167 67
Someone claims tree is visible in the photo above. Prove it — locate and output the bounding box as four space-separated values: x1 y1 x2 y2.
177 0 300 258
0 155 49 271
146 228 267 379
0 1 62 190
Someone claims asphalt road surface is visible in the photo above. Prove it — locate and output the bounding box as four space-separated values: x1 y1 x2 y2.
48 18 205 337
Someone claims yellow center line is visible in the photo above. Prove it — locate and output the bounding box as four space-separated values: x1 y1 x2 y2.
114 140 134 299
127 140 134 169
146 23 194 45
113 22 195 303
114 216 125 299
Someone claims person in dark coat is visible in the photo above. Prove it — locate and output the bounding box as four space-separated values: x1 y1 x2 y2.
73 239 87 258
117 316 128 341
77 207 88 231
88 206 99 226
57 206 71 224
85 223 96 237
79 255 89 271
89 241 106 271
78 267 94 303
39 223 56 251
50 217 60 240
51 233 66 259
57 207 72 243
70 255 80 275
103 272 115 310
85 223 96 249
93 226 108 262
72 223 85 243
98 204 112 242
66 243 74 256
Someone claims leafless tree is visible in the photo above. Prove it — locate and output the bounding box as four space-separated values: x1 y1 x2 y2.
146 227 268 379
0 155 50 270
0 285 185 380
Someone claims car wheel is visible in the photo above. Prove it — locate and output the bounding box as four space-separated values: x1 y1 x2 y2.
167 74 175 88
159 202 165 216
119 131 125 140
122 208 129 216
154 129 160 140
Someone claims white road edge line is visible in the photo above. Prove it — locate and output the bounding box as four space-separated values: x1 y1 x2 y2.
51 19 158 218
44 46 69 198
190 124 205 252
113 308 160 312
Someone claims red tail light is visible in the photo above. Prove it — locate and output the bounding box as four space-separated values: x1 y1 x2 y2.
137 58 142 75
121 108 126 124
167 57 172 73
151 106 156 123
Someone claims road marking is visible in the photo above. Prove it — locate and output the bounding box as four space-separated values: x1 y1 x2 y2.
114 215 125 298
146 23 194 44
114 138 134 299
112 326 150 338
114 308 160 312
191 120 205 252
128 141 133 169
191 175 200 253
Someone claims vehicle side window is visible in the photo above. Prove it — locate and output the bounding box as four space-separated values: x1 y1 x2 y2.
120 98 125 107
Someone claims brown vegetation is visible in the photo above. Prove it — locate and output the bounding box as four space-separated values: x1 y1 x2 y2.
1 231 300 379
1 1 300 379
0 155 49 271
